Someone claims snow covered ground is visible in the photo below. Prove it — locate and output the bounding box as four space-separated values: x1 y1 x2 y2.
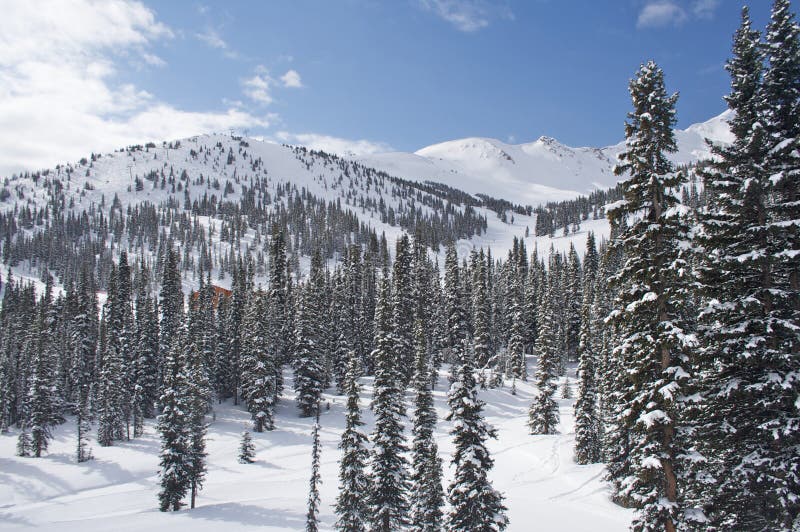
0 361 632 531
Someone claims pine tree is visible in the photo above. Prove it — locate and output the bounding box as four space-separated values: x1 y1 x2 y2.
760 3 800 524
410 319 444 532
528 290 560 436
159 248 184 365
573 286 600 464
267 229 289 401
186 302 211 510
606 61 691 532
96 289 125 447
240 291 276 431
392 234 415 385
28 285 56 457
16 423 31 457
687 6 799 528
444 244 467 364
446 343 508 531
335 354 370 532
564 243 582 361
306 406 322 532
293 282 325 418
132 268 158 437
369 275 410 531
76 385 92 463
157 327 191 512
574 232 601 464
471 250 492 372
238 430 256 464
505 268 526 380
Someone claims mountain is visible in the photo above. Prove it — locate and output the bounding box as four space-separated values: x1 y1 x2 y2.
0 111 730 295
360 110 733 205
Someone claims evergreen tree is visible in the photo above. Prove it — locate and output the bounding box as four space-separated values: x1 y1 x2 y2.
410 319 444 532
688 6 799 528
157 327 191 512
606 61 691 532
528 290 560 436
369 275 410 531
293 280 325 418
240 291 276 431
471 250 492 371
306 406 322 532
443 244 467 363
392 234 415 385
186 301 211 510
238 430 256 464
761 3 800 523
446 344 508 531
16 423 31 457
335 354 370 532
96 273 125 446
28 282 57 457
574 232 601 464
159 248 184 394
266 229 292 403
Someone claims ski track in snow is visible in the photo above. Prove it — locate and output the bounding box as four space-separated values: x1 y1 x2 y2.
0 360 633 531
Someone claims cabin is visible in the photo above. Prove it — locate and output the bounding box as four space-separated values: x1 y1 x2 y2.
190 284 232 309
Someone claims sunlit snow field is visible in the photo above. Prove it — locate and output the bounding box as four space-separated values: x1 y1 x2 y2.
0 361 632 531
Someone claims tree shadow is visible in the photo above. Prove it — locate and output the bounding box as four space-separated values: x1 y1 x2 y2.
186 502 305 528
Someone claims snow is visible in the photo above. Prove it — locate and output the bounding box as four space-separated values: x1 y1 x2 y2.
0 362 632 531
360 111 732 206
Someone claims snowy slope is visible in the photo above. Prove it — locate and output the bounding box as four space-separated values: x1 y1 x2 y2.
361 111 732 205
0 362 632 531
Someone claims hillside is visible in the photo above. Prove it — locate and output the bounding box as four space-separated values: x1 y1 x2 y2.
0 363 633 531
361 111 732 205
0 111 728 296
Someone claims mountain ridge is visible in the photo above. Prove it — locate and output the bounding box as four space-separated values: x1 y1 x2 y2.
359 110 732 204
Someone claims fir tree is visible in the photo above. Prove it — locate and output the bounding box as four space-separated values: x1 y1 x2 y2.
157 327 191 512
28 289 56 457
293 281 325 418
238 430 256 464
369 275 410 531
446 343 508 531
687 6 800 528
574 231 601 464
185 304 211 510
306 406 321 532
392 234 415 385
761 3 800 523
573 286 600 464
240 291 276 431
528 290 560 436
335 354 370 532
410 319 444 532
606 61 691 532
16 423 31 457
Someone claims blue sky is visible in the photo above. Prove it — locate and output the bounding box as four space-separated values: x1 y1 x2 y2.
0 0 787 175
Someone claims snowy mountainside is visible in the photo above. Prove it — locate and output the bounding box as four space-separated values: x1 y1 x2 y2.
0 363 633 531
0 111 728 294
360 110 732 205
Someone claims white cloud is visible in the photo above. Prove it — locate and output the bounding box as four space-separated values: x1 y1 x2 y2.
196 28 227 50
142 52 166 67
0 0 268 176
274 131 392 156
280 69 303 88
692 0 720 19
637 1 687 29
419 0 512 32
242 73 273 105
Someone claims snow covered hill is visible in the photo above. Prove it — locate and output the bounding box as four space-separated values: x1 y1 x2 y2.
0 362 633 531
361 111 732 205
